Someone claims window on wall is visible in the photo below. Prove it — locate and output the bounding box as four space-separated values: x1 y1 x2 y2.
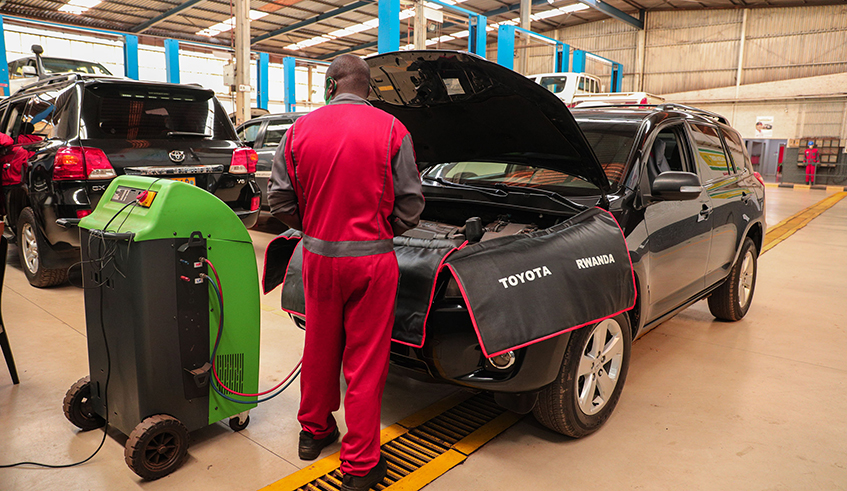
688 122 731 182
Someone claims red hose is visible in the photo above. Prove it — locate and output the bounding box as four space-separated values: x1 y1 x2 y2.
204 257 303 398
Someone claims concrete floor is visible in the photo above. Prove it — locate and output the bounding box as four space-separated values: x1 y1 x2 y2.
1 186 845 490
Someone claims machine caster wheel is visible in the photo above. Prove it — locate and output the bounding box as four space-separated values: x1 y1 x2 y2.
125 414 190 480
63 376 106 431
229 415 250 432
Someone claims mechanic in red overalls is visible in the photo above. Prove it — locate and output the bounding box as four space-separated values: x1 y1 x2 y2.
804 140 819 185
267 54 424 491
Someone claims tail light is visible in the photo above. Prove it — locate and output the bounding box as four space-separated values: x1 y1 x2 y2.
230 147 258 174
76 209 92 219
53 147 116 181
640 97 648 104
250 195 261 211
754 172 765 186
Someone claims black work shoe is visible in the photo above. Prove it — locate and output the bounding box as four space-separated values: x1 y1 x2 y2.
341 455 387 491
298 427 340 460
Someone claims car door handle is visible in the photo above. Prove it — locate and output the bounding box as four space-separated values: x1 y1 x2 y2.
698 204 712 222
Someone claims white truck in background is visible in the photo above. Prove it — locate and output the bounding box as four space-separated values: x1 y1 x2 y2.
527 72 665 107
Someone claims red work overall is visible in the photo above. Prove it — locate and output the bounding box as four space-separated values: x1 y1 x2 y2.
804 147 818 185
283 102 411 476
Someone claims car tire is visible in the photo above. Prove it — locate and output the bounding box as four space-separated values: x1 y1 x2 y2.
532 314 631 438
708 237 757 322
16 207 68 288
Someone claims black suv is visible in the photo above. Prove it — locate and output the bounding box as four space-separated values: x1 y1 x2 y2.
235 111 308 208
1 74 261 287
271 51 766 439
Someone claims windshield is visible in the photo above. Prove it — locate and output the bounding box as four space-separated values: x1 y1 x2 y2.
80 84 237 140
421 162 600 195
538 76 568 94
575 118 641 188
43 58 112 76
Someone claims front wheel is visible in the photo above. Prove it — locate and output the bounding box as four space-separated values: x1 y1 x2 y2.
533 314 632 438
708 237 758 321
16 207 68 288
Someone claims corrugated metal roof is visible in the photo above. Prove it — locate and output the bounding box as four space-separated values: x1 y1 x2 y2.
1 0 843 60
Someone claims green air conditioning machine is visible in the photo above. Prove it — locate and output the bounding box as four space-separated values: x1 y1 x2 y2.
63 175 260 480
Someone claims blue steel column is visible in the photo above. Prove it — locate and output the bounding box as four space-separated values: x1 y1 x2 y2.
613 62 623 92
164 39 180 83
0 18 9 97
123 34 139 80
556 43 570 72
572 49 586 73
468 14 486 57
377 0 400 53
283 56 296 112
497 25 516 70
257 52 269 110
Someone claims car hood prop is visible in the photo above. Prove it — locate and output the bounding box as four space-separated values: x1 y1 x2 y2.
365 50 610 195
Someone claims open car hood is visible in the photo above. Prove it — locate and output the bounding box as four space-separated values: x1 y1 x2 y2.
365 50 610 194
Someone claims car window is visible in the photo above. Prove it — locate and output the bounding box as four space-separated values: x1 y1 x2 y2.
42 58 112 76
689 123 731 182
720 127 750 174
578 77 586 91
262 122 292 148
23 91 60 139
80 84 237 140
2 103 24 136
422 161 600 195
539 76 568 94
237 121 261 143
576 118 641 189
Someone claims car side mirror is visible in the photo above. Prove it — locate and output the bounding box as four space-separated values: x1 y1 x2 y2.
651 171 702 201
21 66 36 76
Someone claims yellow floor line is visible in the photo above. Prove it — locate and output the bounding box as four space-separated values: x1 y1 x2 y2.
762 191 847 254
260 392 523 491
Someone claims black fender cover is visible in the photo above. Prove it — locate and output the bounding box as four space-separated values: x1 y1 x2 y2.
444 207 636 358
392 236 464 347
263 230 463 345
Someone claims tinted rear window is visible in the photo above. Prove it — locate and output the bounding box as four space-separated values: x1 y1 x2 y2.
81 84 236 140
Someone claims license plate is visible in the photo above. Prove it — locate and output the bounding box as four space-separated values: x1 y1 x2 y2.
170 177 196 185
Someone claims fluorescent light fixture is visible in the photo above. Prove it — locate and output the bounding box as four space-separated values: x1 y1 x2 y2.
59 0 101 15
197 10 269 37
531 3 589 20
285 9 414 51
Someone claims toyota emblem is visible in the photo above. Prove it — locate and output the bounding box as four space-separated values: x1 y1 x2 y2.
169 150 186 163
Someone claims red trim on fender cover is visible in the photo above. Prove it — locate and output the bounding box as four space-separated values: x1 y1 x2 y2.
445 207 637 359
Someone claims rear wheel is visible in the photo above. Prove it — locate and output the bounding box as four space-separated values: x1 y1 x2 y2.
708 237 757 321
533 314 631 438
62 376 106 431
17 207 68 288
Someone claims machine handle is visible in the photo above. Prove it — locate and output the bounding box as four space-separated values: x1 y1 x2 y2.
186 362 211 388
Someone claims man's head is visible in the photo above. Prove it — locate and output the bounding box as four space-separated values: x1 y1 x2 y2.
325 54 371 102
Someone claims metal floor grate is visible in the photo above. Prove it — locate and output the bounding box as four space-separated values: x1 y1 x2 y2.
265 391 523 491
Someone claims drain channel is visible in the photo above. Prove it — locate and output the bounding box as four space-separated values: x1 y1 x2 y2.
263 391 523 491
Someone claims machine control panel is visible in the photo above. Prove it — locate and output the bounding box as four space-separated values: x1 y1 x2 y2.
111 186 158 207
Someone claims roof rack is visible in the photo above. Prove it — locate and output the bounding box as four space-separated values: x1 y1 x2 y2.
17 72 81 94
571 102 730 126
655 103 729 125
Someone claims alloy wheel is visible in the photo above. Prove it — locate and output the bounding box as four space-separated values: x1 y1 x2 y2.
737 250 754 308
21 222 39 274
576 318 624 416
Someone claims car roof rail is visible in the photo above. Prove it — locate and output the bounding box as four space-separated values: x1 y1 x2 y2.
655 103 729 125
18 72 80 93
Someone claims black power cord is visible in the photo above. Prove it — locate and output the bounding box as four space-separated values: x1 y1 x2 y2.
0 207 129 469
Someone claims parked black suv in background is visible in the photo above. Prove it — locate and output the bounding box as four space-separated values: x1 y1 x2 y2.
1 74 261 287
236 112 307 208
